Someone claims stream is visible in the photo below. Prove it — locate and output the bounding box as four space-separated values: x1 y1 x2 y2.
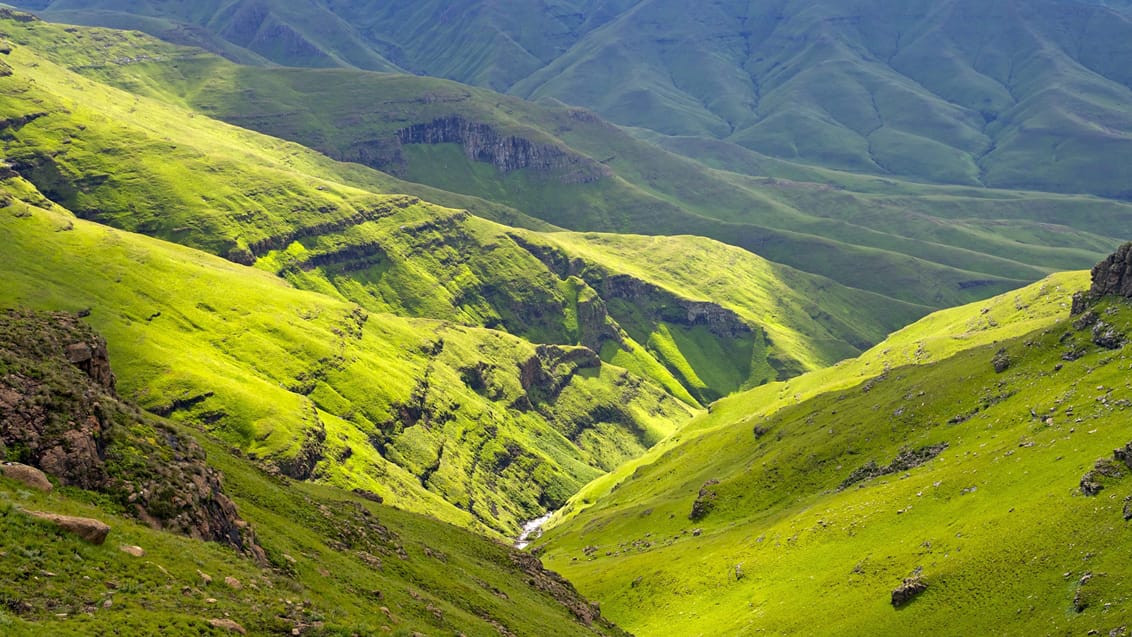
514 512 553 550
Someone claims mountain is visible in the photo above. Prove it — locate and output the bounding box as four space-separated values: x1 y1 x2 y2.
10 13 1131 320
16 0 1132 198
530 257 1132 634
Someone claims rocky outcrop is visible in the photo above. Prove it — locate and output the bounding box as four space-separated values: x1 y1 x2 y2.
689 479 720 521
1089 242 1132 299
840 443 949 490
598 274 752 339
392 116 612 184
518 344 602 407
510 551 625 634
1072 242 1132 315
891 570 928 607
25 511 111 545
0 309 261 557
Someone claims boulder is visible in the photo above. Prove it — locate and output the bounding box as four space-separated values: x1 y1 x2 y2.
207 618 247 634
891 574 928 607
119 545 145 557
26 510 110 544
1 462 51 491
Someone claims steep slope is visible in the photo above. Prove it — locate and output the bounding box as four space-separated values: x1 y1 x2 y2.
17 0 1132 198
534 255 1132 634
0 310 628 636
1 174 699 536
13 14 1128 317
0 12 955 406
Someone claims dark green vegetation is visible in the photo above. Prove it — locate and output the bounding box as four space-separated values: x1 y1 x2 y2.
533 264 1132 635
16 0 1132 199
0 308 628 636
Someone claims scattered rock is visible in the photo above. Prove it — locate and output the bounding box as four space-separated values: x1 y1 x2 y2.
119 545 145 557
1 462 52 491
208 618 247 634
224 576 242 590
198 570 213 585
25 510 110 544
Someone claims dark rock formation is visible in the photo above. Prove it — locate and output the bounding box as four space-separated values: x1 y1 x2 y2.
1072 242 1132 315
0 309 261 557
1080 458 1124 496
518 344 602 406
891 571 928 607
1089 243 1132 299
992 348 1011 373
509 551 625 634
840 443 948 490
599 274 752 339
25 510 110 544
392 116 612 184
689 479 720 521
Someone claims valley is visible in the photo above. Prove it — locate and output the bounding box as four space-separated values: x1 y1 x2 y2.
0 3 1130 635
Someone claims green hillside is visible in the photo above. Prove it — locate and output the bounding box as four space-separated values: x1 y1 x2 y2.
17 0 1132 198
10 15 1128 319
534 265 1132 635
0 308 628 636
0 12 967 408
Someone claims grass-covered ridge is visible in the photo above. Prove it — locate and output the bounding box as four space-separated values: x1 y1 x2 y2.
0 175 699 535
0 13 949 406
12 14 1128 316
534 269 1132 635
16 0 1132 200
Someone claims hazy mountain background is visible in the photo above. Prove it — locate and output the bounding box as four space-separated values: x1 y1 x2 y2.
16 0 1132 197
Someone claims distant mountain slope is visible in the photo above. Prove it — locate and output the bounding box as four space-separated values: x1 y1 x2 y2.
534 259 1132 635
15 0 1132 198
15 15 1130 317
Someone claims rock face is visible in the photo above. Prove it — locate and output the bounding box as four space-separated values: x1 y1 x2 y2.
0 309 261 558
25 511 111 545
1072 242 1132 315
392 116 612 184
1089 242 1132 299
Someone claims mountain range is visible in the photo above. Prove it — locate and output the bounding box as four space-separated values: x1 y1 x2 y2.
0 3 1131 635
15 0 1132 198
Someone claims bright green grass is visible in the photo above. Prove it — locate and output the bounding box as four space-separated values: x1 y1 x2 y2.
0 20 929 404
0 182 693 536
536 274 1132 635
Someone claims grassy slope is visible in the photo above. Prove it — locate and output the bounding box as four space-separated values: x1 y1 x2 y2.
0 177 696 536
0 415 628 636
0 15 954 405
534 273 1132 635
20 18 1129 315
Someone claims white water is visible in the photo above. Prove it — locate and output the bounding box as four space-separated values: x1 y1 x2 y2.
514 512 553 550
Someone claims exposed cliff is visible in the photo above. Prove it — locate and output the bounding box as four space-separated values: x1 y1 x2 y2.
390 116 612 184
0 308 261 556
1072 242 1132 314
